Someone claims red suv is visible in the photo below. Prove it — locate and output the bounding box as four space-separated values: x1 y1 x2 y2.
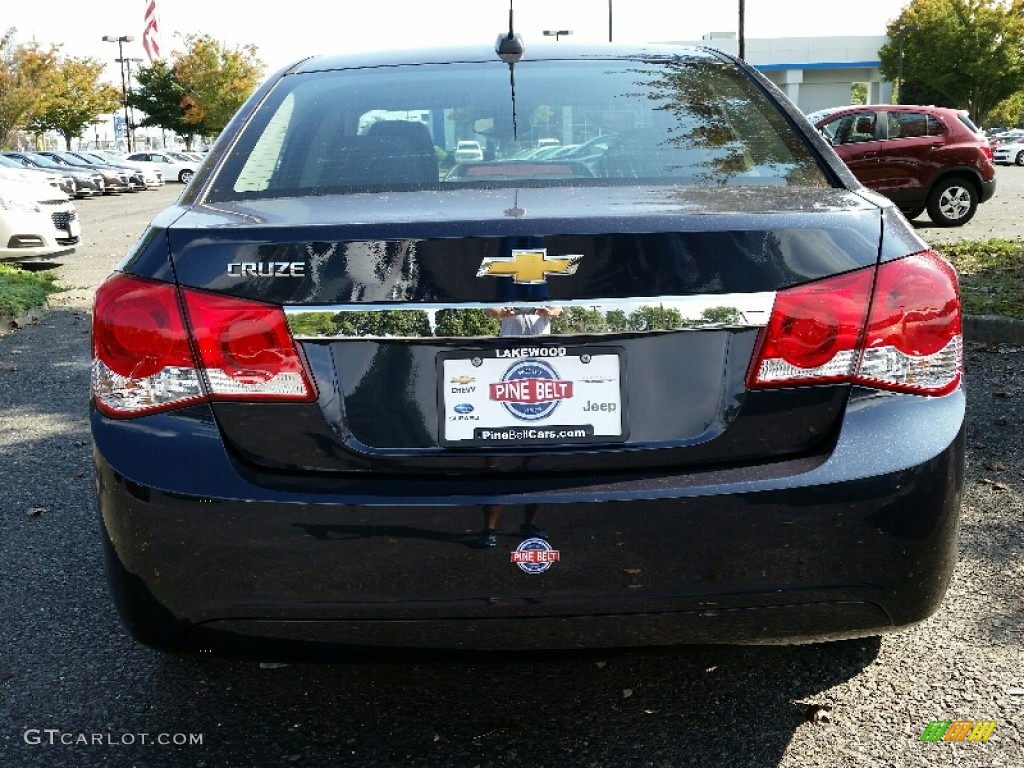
808 105 996 227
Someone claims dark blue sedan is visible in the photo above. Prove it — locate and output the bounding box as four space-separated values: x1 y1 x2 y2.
91 39 964 658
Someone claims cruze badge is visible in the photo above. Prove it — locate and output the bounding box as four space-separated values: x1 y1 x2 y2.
226 262 306 277
477 249 582 284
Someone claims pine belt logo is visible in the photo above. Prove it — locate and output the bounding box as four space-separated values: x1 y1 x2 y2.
491 358 572 421
510 538 560 574
919 720 997 742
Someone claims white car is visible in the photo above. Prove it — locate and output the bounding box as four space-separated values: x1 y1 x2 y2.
0 162 76 196
993 140 1024 166
453 140 484 162
125 151 197 183
88 150 165 187
0 179 80 266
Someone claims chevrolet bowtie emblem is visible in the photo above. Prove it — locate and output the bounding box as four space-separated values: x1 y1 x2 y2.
476 249 583 284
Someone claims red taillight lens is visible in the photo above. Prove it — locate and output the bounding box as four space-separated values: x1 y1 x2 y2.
748 251 962 396
748 269 873 387
182 289 317 402
92 275 317 418
92 274 205 416
856 251 961 395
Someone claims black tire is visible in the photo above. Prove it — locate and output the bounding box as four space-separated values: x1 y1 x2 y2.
926 177 978 227
179 169 194 184
901 207 925 220
1015 150 1024 166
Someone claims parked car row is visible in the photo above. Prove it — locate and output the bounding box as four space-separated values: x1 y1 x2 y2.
0 148 199 268
806 103 996 227
2 149 201 198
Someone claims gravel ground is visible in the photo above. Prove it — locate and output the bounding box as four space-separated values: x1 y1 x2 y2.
0 182 1021 767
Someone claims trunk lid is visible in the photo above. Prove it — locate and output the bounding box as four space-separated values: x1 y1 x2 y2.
164 186 883 474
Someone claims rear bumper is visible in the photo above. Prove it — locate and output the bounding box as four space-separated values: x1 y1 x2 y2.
979 176 997 203
94 387 964 655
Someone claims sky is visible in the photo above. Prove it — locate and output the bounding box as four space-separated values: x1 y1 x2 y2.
4 0 910 84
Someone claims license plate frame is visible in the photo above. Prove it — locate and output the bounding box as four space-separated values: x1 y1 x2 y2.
438 345 627 447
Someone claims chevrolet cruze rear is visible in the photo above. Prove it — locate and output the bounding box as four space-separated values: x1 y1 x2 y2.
92 44 964 657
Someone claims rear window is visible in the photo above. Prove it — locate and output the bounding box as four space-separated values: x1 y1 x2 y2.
956 111 981 135
209 56 829 202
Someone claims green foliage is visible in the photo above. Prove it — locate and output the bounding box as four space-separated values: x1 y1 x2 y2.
433 308 499 337
23 56 120 149
173 34 265 138
330 309 432 337
986 91 1024 129
286 312 337 337
851 82 868 105
628 305 684 331
691 306 745 326
551 306 608 334
942 239 1024 319
128 60 197 144
0 43 60 149
0 263 61 318
878 0 1024 124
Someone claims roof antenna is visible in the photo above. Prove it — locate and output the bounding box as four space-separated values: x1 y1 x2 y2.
495 0 525 140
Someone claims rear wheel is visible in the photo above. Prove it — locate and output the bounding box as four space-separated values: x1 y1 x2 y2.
1015 150 1024 166
179 169 194 183
926 178 978 227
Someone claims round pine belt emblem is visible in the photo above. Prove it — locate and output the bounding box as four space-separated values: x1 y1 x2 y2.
510 537 561 574
491 359 570 421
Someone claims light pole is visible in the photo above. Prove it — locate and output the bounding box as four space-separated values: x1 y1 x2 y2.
117 56 143 150
608 0 613 42
102 34 135 152
738 0 746 59
542 30 573 41
896 24 919 105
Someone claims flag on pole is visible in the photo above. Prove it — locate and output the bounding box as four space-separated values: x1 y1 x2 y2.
142 0 161 62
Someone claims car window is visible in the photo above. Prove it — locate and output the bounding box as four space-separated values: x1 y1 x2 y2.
820 112 880 145
888 112 944 139
213 57 829 201
956 112 981 135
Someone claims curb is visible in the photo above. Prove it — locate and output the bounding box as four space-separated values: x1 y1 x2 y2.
1 307 42 337
963 315 1024 345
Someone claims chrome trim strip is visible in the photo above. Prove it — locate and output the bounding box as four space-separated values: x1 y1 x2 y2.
285 293 776 340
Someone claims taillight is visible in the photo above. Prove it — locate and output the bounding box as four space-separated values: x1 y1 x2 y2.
748 250 961 396
92 275 204 416
92 274 316 418
182 290 316 400
748 269 873 387
856 251 961 395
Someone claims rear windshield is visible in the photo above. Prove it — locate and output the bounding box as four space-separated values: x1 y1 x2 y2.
208 56 829 202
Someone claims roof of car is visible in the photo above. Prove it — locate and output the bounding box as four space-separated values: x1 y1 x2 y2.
283 42 727 74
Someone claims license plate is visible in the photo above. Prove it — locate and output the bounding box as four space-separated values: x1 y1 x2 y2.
439 346 626 446
67 219 81 238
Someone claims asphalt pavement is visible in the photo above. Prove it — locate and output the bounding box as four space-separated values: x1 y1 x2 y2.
0 179 1021 768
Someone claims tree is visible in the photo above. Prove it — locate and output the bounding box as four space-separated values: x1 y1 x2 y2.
173 34 265 142
23 56 120 149
878 0 1024 125
0 42 59 149
987 91 1024 127
127 60 201 147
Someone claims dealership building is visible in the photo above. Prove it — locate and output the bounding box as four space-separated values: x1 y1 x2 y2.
671 34 891 113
